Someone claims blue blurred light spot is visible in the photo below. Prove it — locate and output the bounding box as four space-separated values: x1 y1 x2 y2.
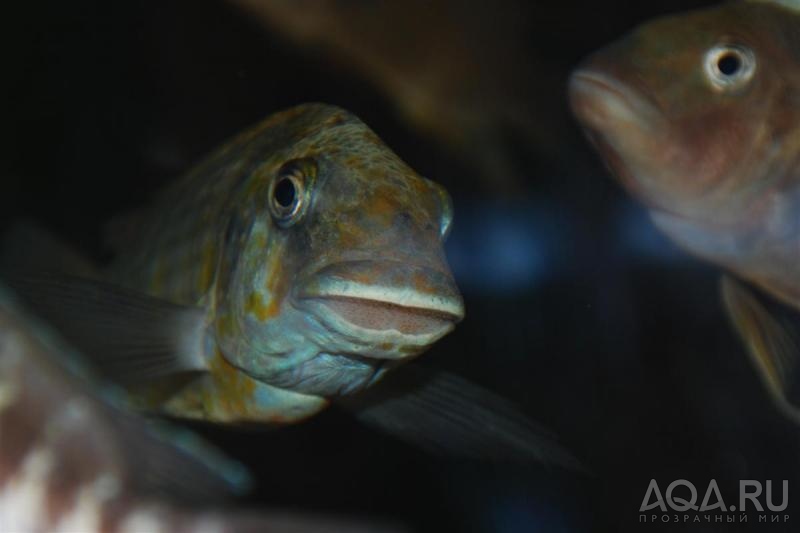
445 200 568 293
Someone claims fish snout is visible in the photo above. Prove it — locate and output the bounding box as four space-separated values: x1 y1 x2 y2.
569 61 672 206
569 67 662 135
295 260 464 356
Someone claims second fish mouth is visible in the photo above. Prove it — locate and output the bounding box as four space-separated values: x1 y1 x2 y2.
568 69 663 134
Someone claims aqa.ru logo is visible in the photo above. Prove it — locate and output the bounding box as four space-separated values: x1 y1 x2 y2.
639 479 789 524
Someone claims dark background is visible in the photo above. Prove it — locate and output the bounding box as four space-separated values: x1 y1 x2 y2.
3 1 798 531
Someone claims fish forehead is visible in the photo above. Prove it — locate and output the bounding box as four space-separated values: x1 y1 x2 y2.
108 104 439 300
625 0 796 59
239 103 411 175
266 108 446 262
576 0 800 156
268 106 438 207
235 103 443 238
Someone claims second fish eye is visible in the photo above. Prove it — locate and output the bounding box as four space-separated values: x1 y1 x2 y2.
703 43 756 91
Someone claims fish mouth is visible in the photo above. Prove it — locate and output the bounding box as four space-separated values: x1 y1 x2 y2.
568 69 662 136
569 68 670 206
295 260 464 358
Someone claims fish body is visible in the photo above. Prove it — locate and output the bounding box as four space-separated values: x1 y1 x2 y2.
568 0 800 418
5 104 577 466
569 0 800 310
89 103 463 424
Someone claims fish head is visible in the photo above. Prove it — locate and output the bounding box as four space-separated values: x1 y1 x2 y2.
568 0 800 227
215 105 463 397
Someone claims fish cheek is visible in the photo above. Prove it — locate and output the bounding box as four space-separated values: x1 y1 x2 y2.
262 223 314 312
666 101 755 193
215 210 253 303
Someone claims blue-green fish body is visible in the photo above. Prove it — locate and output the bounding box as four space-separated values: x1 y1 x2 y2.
6 103 576 466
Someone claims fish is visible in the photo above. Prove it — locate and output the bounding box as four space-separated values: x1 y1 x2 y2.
0 283 400 533
568 1 800 419
5 103 576 465
226 0 572 194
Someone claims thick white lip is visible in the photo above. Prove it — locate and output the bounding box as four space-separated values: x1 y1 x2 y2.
295 288 462 359
304 280 465 320
309 298 457 358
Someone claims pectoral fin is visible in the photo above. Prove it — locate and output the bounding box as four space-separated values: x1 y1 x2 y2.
721 275 800 418
7 274 209 385
339 364 581 469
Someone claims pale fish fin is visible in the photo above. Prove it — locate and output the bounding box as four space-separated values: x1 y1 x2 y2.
0 219 98 277
340 365 582 469
0 281 251 501
721 275 800 418
7 274 209 385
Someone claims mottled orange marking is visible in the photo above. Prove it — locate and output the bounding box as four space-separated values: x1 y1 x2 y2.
256 255 286 320
253 231 268 250
410 176 430 196
412 270 434 294
336 219 367 248
217 313 234 338
345 155 363 167
349 269 377 285
206 349 258 418
370 195 395 217
197 241 216 293
263 299 281 320
245 291 275 321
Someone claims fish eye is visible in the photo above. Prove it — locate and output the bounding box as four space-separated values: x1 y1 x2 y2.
703 44 756 91
269 159 314 227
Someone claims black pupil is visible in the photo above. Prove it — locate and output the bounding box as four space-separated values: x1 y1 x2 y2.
717 53 741 76
274 177 297 209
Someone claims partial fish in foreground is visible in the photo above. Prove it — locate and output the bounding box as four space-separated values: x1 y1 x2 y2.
5 103 576 466
568 1 800 419
0 284 399 533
